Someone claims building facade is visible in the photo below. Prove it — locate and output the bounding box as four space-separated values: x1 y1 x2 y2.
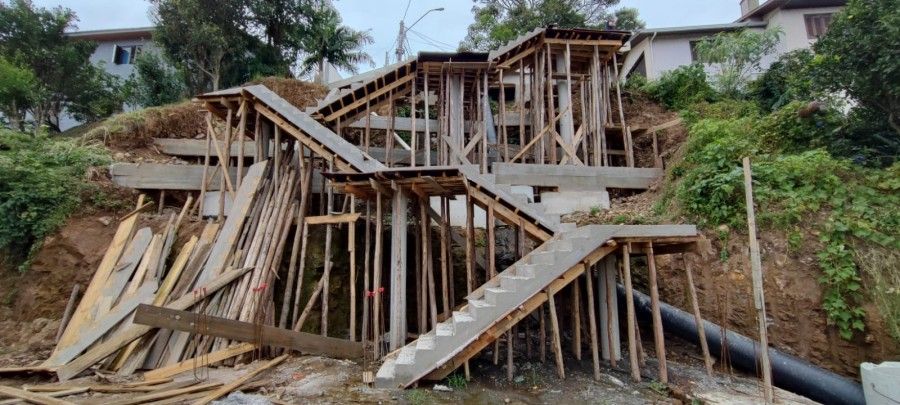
622 0 846 80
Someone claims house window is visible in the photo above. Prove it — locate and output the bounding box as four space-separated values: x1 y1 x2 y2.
805 13 833 39
689 40 702 62
113 45 142 65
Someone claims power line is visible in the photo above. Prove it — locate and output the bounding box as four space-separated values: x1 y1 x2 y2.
408 28 455 49
401 0 412 22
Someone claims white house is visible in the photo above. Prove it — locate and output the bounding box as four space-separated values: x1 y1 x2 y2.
58 27 158 130
622 0 846 80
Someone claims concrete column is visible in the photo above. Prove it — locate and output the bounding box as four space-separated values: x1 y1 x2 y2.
389 191 408 350
599 255 622 361
448 74 464 159
555 54 575 149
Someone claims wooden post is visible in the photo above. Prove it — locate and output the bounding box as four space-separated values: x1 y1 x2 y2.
411 76 417 167
623 243 641 382
362 202 372 347
349 195 357 341
465 192 475 294
439 197 450 317
584 265 600 381
539 303 546 363
424 71 431 167
647 242 667 383
683 253 713 376
743 157 774 403
56 284 81 343
547 290 565 379
321 159 334 337
571 281 582 360
198 112 212 220
388 183 408 351
373 193 384 357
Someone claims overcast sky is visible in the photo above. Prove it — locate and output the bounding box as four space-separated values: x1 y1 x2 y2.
38 0 740 71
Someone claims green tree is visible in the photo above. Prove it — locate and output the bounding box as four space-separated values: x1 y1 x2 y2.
0 56 34 130
695 28 781 98
813 0 900 136
0 0 122 132
296 4 373 82
124 52 187 107
460 0 621 51
151 0 252 92
613 7 644 31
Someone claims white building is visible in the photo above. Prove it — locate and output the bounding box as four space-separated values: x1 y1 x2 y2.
59 27 157 130
622 0 846 80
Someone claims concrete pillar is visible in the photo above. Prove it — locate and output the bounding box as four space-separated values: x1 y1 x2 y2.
555 54 575 149
599 255 622 361
389 191 408 350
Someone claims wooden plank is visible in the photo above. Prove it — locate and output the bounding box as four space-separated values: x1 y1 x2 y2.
543 38 622 47
143 343 256 380
44 283 157 367
622 243 640 382
0 386 74 405
743 157 774 402
196 161 267 288
52 214 138 355
110 163 246 191
55 266 254 381
647 242 667 383
0 387 87 405
133 305 363 359
304 212 361 225
190 354 288 405
547 291 565 379
103 382 221 405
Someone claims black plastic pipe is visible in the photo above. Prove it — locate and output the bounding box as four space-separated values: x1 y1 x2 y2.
617 285 865 405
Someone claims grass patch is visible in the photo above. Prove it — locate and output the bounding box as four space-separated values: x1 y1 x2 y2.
445 373 467 390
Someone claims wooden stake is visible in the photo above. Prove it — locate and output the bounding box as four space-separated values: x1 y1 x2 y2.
683 254 713 376
743 157 774 403
547 291 565 379
584 266 601 381
622 243 641 382
349 195 357 341
647 242 667 383
572 281 582 361
55 284 80 344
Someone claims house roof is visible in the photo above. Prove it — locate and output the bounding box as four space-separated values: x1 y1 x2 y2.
737 0 847 22
66 26 155 41
629 21 768 44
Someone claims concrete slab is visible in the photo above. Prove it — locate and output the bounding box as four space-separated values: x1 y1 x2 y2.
540 190 610 215
862 362 900 404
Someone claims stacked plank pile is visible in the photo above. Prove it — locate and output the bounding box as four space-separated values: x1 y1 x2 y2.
32 156 361 400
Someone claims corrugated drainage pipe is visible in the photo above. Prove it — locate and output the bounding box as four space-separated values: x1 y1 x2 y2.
618 285 865 405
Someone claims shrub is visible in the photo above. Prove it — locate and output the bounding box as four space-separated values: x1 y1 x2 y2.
0 130 110 270
750 50 817 112
124 52 187 107
644 64 716 110
755 101 842 154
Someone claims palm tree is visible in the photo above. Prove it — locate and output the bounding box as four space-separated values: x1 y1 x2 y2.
297 5 374 83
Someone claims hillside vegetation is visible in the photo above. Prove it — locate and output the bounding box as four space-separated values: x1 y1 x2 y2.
626 1 899 341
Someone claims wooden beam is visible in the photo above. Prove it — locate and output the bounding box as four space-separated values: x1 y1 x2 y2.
134 304 362 359
304 213 361 225
324 74 415 122
56 266 254 381
0 386 74 405
190 354 288 405
547 290 565 379
142 343 256 380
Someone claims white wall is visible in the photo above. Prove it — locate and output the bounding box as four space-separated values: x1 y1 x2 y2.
58 38 159 131
764 7 844 54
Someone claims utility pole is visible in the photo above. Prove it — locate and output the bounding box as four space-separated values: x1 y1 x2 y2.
395 20 406 62
394 8 444 64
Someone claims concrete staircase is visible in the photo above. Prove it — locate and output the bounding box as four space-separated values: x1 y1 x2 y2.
375 224 620 389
